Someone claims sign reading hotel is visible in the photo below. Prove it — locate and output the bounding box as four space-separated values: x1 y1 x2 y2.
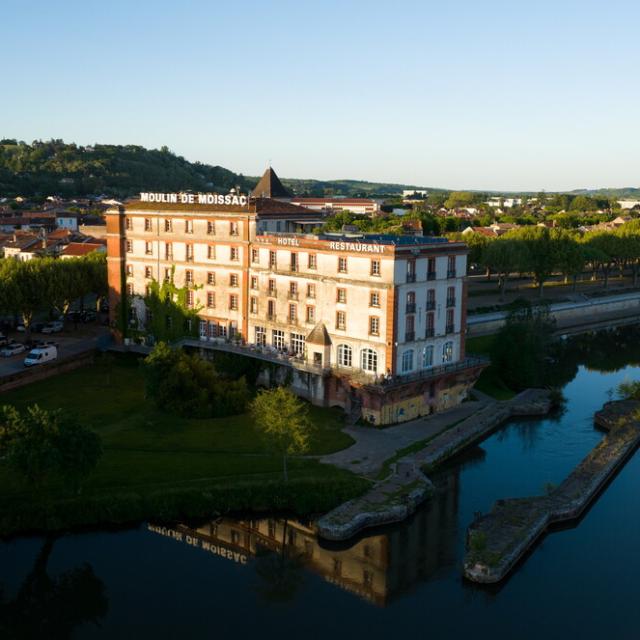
140 192 248 206
271 236 385 254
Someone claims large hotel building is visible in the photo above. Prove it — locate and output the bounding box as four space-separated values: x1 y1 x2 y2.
106 169 485 425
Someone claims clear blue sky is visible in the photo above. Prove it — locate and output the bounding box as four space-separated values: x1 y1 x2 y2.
3 0 639 191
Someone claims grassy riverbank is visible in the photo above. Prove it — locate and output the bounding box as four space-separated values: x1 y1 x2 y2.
0 353 368 536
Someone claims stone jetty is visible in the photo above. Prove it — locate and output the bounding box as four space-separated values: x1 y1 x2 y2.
316 389 553 541
463 399 640 584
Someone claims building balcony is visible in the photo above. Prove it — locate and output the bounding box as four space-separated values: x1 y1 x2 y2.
288 292 299 301
427 271 436 281
446 297 456 308
425 328 435 338
446 324 455 334
266 314 276 321
267 290 277 298
447 269 457 278
426 300 436 311
405 331 415 342
406 273 416 283
290 264 298 273
405 303 416 314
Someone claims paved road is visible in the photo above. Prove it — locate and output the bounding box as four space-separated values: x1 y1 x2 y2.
0 326 111 378
320 400 487 477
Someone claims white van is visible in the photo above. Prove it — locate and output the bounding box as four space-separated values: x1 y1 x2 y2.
24 345 58 367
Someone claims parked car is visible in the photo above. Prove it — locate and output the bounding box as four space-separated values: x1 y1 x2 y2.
41 320 64 334
24 345 58 367
81 310 97 323
0 334 8 347
16 322 45 333
0 342 26 357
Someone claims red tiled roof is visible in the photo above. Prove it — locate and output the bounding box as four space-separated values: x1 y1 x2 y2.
61 242 103 256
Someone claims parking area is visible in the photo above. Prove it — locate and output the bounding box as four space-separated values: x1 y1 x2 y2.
0 324 111 378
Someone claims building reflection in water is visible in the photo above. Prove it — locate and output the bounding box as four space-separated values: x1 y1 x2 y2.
146 457 489 606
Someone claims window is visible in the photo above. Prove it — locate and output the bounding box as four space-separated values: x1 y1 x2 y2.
447 255 456 278
370 291 380 307
427 257 436 280
126 240 133 253
268 279 276 295
426 312 435 338
207 221 216 235
290 252 298 272
369 316 380 336
126 283 134 296
402 349 414 373
185 219 193 234
126 264 133 277
165 242 173 260
230 273 239 287
272 329 285 351
145 241 153 255
427 288 436 310
163 267 172 281
336 310 346 330
267 299 276 319
447 286 456 307
442 341 454 363
125 217 132 230
423 345 434 368
230 221 239 236
250 276 258 289
145 266 152 279
308 253 317 269
164 219 172 232
289 281 298 299
255 326 266 347
144 218 152 231
207 292 215 308
307 283 316 298
338 257 348 273
370 259 380 276
306 305 315 323
406 259 416 282
185 269 193 284
405 314 415 341
446 308 455 333
406 291 416 313
186 290 194 308
230 247 239 261
185 243 194 262
269 250 277 268
336 288 347 304
208 245 215 260
207 271 215 285
361 349 378 373
288 304 297 323
290 333 305 356
250 296 258 314
229 294 239 311
251 248 259 263
337 344 352 367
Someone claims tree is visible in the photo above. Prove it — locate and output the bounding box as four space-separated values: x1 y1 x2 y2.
553 230 585 290
250 388 314 481
508 226 558 297
0 405 102 493
481 239 521 300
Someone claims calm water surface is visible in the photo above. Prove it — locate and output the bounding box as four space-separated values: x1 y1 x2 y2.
3 333 640 639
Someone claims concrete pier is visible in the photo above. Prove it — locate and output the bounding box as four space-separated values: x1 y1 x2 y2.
316 389 553 541
463 400 640 584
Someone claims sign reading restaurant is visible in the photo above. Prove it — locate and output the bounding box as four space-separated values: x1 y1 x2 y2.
140 192 248 206
267 235 386 253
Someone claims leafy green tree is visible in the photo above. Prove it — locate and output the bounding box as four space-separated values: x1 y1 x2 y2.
553 230 585 290
481 239 521 300
508 226 558 297
250 387 314 481
55 419 103 494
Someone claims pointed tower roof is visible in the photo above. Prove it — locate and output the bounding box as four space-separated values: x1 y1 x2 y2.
251 167 292 199
306 322 332 346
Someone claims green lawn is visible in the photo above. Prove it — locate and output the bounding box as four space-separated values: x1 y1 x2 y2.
0 353 357 502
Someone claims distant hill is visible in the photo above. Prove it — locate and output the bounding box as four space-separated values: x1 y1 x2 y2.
0 139 436 199
568 187 640 199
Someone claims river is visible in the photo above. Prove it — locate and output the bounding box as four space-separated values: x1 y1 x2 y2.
2 329 640 638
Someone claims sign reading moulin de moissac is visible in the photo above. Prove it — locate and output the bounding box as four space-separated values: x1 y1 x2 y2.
140 192 248 206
